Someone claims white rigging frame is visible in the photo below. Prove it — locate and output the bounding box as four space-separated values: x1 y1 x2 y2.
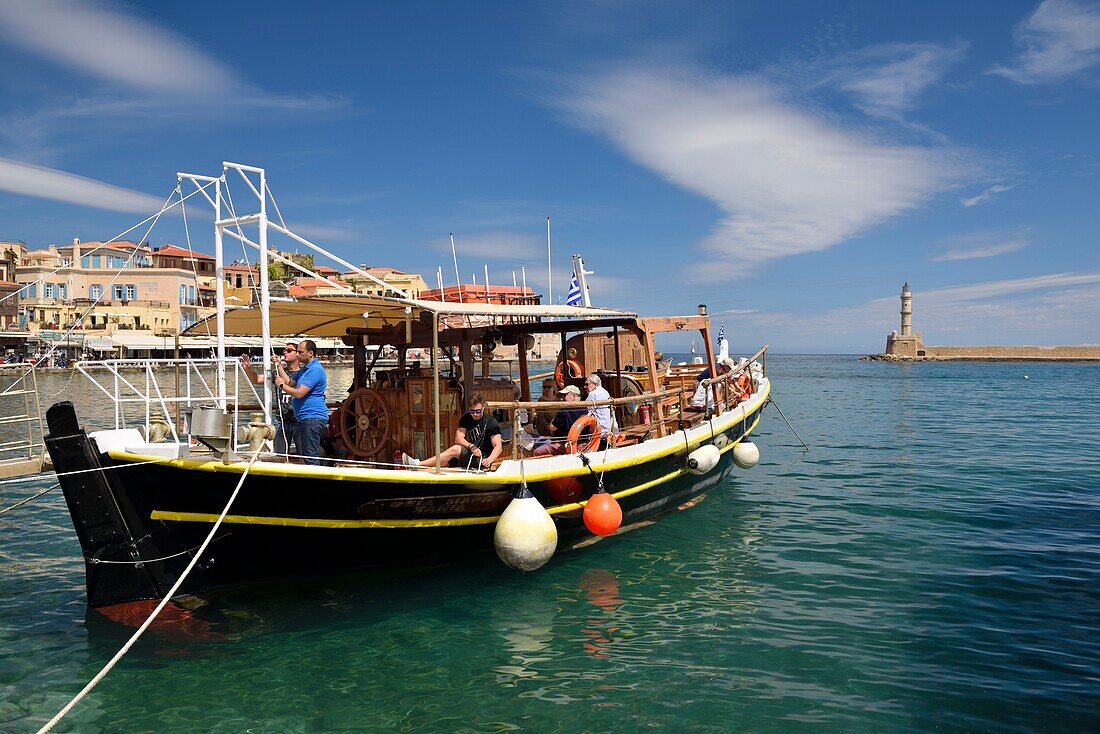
176 162 409 427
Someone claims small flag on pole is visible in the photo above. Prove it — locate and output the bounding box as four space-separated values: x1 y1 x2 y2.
566 271 582 306
716 324 725 350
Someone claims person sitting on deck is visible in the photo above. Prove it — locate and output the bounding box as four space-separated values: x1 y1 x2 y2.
583 373 616 434
688 357 736 412
532 385 587 456
695 356 737 383
401 393 503 470
532 378 558 436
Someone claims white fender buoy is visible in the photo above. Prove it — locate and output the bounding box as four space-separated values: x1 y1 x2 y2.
733 441 760 469
494 487 558 572
686 444 720 475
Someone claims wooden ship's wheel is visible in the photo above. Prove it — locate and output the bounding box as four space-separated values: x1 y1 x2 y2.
337 387 392 459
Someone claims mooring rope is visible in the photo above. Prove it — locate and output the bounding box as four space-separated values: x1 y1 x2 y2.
36 449 261 734
88 539 219 566
767 397 810 450
0 456 175 488
0 483 58 516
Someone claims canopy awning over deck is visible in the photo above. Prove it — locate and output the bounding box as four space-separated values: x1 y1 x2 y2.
183 296 637 338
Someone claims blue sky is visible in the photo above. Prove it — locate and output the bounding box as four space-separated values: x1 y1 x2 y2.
0 0 1098 353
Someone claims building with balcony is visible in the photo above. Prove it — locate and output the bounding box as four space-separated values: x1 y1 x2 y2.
0 240 26 331
16 238 210 335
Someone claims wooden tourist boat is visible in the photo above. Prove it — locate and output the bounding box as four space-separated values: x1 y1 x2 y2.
41 163 772 609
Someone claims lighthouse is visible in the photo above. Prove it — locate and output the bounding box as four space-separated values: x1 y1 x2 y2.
900 282 912 336
884 282 923 357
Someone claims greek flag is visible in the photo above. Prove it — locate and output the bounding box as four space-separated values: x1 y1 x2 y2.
716 324 726 349
566 271 582 306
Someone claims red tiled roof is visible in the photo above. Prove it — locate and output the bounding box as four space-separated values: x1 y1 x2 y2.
60 240 143 253
155 244 214 259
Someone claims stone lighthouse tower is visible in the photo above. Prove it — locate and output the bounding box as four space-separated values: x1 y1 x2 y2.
885 282 923 357
900 281 912 336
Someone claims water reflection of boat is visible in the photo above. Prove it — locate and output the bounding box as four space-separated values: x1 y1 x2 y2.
43 163 771 611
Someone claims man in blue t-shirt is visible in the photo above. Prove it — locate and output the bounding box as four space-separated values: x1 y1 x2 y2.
275 339 328 465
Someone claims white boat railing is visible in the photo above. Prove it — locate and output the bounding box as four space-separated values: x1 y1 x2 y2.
0 364 45 476
75 357 264 448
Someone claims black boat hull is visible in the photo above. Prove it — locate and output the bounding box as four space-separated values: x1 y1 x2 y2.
45 401 763 608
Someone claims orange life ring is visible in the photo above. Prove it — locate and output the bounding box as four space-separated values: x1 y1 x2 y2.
733 373 753 403
554 359 584 388
566 414 602 454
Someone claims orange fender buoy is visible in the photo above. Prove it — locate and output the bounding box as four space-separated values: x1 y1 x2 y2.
546 475 584 504
554 359 584 388
584 491 622 536
567 414 602 454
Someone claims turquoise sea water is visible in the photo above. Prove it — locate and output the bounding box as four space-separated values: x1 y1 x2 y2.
1 355 1098 733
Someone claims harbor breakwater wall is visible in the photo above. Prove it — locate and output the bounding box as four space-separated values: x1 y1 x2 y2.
863 345 1100 362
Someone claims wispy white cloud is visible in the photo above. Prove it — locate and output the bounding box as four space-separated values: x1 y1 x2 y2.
827 42 967 118
993 0 1100 84
960 183 1015 207
554 66 967 279
931 229 1030 261
0 156 165 213
910 271 1100 302
0 1 349 163
0 0 239 95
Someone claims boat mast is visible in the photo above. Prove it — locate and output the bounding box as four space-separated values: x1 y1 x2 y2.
450 233 463 303
177 170 227 407
575 254 593 308
214 176 225 406
258 166 272 424
221 162 273 424
546 217 553 304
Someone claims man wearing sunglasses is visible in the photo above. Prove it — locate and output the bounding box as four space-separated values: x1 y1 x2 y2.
241 342 301 456
402 393 502 470
275 339 328 465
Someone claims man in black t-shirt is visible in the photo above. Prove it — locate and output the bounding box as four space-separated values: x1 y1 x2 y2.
401 393 503 470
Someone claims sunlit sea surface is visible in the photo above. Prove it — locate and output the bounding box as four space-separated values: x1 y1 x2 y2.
1 355 1098 733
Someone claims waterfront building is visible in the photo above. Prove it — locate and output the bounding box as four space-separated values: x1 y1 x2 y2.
0 241 25 331
289 276 353 298
15 239 211 335
342 266 428 299
222 263 259 305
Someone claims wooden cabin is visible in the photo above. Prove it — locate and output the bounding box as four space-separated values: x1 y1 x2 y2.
204 297 741 464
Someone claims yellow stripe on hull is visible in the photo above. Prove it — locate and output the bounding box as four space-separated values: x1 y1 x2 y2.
149 467 691 528
110 383 769 485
